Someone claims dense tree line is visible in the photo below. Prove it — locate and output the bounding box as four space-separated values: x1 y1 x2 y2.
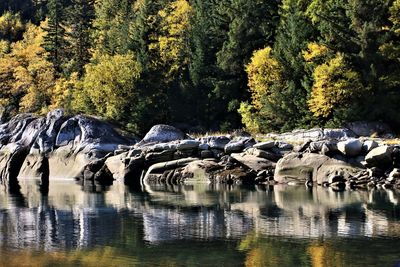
0 0 399 134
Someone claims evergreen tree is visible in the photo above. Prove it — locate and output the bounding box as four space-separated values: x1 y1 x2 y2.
66 0 95 76
43 0 69 74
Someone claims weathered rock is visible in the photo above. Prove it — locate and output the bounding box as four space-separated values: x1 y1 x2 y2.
337 139 363 157
245 148 281 162
275 141 293 150
365 145 393 169
208 136 231 150
177 140 200 151
231 153 275 172
274 152 362 184
224 140 244 154
105 153 129 181
144 158 198 182
253 141 275 150
145 150 175 164
139 125 186 145
323 128 356 140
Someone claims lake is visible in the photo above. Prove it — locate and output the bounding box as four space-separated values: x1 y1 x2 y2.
1 180 400 266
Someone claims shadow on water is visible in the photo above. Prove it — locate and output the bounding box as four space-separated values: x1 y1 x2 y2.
1 179 400 266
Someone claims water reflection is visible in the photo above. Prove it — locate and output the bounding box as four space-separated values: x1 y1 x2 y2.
1 180 400 266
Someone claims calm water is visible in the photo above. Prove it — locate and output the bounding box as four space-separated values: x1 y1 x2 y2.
1 180 400 267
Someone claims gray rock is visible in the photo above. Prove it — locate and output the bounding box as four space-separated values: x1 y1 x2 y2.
177 140 200 151
245 148 281 162
323 128 356 140
275 141 293 150
198 143 210 150
274 152 362 184
337 139 363 157
253 141 275 150
231 153 275 172
362 140 379 153
139 124 186 145
208 136 231 150
225 140 244 154
365 145 393 169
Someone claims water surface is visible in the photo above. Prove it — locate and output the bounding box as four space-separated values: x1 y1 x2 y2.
1 180 400 266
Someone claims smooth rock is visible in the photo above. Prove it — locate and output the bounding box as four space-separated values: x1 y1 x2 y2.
231 154 275 172
365 145 393 169
337 139 363 157
362 140 379 153
253 141 275 150
208 136 231 150
140 124 186 145
274 152 362 184
177 140 200 151
225 140 244 154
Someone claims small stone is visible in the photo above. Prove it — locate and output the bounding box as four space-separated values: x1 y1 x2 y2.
253 141 276 150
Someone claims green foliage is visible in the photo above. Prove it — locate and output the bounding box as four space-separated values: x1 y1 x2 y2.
2 0 400 134
81 53 142 122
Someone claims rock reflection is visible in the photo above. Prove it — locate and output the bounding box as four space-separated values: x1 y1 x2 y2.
1 180 400 250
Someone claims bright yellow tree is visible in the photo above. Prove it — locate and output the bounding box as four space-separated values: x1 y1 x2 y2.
150 0 192 79
308 53 363 118
0 20 56 116
82 53 142 120
239 47 283 133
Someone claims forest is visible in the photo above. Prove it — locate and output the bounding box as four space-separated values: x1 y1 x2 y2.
0 0 400 135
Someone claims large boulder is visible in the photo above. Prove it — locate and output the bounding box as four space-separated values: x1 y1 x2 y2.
337 139 363 157
274 152 362 184
365 145 393 169
0 111 137 183
138 125 186 146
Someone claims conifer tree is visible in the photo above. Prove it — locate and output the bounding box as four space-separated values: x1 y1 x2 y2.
66 0 95 76
43 0 68 74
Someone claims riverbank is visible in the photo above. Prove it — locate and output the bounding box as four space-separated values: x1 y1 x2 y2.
1 109 400 192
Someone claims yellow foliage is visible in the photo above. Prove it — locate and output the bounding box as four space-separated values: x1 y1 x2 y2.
50 73 80 112
82 53 142 120
238 102 260 134
0 12 24 41
303 42 330 62
308 53 363 118
0 20 55 116
245 47 281 109
150 0 192 78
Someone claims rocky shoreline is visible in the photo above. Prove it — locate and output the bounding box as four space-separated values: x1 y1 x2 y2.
1 109 400 192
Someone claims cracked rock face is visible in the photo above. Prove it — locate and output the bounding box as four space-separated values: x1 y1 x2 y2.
0 110 136 189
